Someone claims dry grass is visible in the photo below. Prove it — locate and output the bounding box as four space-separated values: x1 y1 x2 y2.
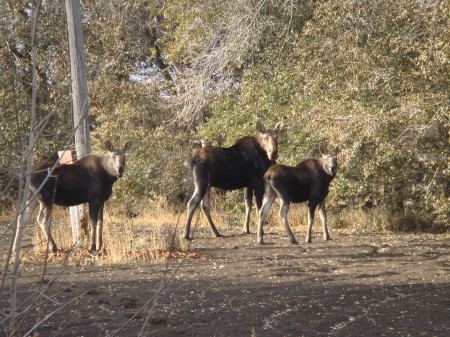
239 202 441 235
25 206 190 264
24 199 258 264
4 200 445 265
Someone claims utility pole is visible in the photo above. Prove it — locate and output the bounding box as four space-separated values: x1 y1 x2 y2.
65 0 90 156
65 0 90 242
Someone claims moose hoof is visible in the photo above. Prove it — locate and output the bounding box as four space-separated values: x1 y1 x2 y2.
258 240 265 245
290 239 299 245
183 236 192 241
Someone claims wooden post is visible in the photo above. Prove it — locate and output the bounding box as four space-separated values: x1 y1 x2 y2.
65 0 90 242
57 150 80 244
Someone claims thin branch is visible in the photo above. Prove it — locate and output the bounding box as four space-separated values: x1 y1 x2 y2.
22 292 88 337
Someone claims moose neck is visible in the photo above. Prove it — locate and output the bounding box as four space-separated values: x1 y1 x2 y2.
102 155 120 181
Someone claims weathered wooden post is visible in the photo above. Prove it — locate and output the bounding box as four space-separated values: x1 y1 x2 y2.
65 0 90 242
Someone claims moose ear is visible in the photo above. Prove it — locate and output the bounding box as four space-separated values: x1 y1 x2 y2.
275 121 284 133
318 145 328 155
333 144 343 155
123 141 132 152
256 121 266 133
104 140 114 152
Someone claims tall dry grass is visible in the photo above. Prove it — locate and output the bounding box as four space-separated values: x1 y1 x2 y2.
24 206 189 264
6 199 445 265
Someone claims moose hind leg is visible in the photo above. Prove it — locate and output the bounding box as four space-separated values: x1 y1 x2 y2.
318 202 330 241
254 185 265 235
37 201 45 224
257 192 276 244
279 200 297 244
37 203 58 253
184 181 207 239
201 188 221 237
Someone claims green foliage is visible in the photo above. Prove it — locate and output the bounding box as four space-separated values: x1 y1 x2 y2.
1 0 447 229
0 0 72 207
196 0 449 228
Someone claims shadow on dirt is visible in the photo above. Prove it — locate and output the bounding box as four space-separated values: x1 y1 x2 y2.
2 229 449 336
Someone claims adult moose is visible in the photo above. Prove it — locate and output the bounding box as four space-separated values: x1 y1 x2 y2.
257 145 342 244
14 140 132 252
184 121 284 240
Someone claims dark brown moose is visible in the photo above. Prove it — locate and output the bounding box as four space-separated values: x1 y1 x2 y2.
184 122 284 240
257 145 342 244
14 140 132 252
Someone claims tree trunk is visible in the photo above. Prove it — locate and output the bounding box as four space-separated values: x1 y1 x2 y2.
65 0 90 243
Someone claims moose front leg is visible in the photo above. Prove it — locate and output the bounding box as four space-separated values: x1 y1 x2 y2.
306 203 318 243
279 200 298 244
88 202 100 251
243 188 253 234
254 185 265 236
96 203 105 251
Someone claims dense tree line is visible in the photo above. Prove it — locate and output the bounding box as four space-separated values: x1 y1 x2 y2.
1 0 448 230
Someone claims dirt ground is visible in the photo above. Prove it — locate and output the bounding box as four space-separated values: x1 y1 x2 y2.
1 226 449 337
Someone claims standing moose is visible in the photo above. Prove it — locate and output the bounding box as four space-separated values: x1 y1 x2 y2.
257 146 342 244
14 140 132 252
184 122 284 240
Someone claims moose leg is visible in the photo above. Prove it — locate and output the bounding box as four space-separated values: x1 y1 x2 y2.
279 200 298 244
184 185 208 240
201 188 221 237
254 185 265 235
37 202 58 253
13 198 39 253
79 203 89 236
88 201 100 251
184 192 201 239
306 203 318 243
183 171 208 240
318 201 330 241
257 193 276 244
37 201 45 224
96 203 105 251
243 188 253 234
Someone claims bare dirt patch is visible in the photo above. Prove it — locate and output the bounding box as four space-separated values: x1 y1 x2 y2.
2 227 449 336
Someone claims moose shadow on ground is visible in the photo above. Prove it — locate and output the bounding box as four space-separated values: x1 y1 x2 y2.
2 227 449 336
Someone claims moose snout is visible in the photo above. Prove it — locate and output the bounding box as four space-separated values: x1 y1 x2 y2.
268 149 278 161
330 167 337 177
271 151 278 161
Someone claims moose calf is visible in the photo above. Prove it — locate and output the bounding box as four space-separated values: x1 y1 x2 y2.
257 146 342 244
14 140 132 253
